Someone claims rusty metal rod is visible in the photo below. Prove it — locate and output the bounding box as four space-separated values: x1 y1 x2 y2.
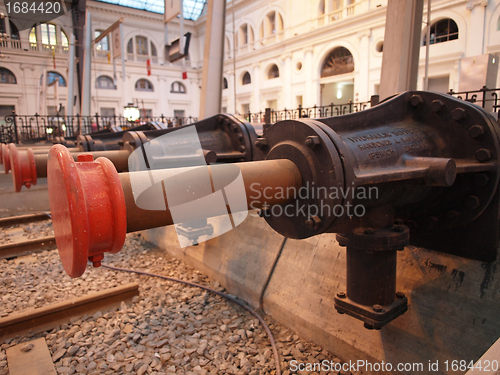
120 159 303 232
35 150 131 178
47 144 304 277
30 147 80 154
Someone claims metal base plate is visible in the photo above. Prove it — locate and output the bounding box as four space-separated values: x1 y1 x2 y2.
334 293 408 330
176 223 214 245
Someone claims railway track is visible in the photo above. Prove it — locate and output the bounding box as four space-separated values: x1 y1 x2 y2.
0 212 55 259
0 283 140 342
0 212 51 228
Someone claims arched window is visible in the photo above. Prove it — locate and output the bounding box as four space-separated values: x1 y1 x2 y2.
321 47 354 77
267 64 280 79
171 81 186 93
127 36 157 62
242 71 251 85
223 77 228 89
423 18 459 45
60 30 69 50
95 30 109 51
135 79 154 92
0 68 17 84
96 76 115 89
40 71 66 86
29 23 68 51
237 24 254 47
259 11 284 42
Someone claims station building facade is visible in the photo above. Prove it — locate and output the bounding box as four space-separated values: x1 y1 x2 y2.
1 0 500 121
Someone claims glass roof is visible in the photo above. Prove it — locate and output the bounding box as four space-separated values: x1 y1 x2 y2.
96 0 207 20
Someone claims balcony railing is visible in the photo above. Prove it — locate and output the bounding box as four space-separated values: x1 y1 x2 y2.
0 113 199 144
1 36 69 54
124 53 160 64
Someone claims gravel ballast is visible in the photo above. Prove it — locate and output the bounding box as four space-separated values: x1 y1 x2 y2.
0 221 361 375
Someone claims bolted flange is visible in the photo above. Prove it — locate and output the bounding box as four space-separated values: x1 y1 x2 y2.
48 145 127 278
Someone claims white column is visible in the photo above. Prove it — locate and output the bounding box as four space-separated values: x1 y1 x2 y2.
67 34 75 116
199 0 227 118
158 77 168 116
252 63 260 112
55 24 62 53
304 47 313 107
81 11 92 116
466 1 487 57
356 30 371 102
41 68 47 115
5 16 11 38
35 24 42 50
229 73 236 113
379 0 424 100
281 53 292 109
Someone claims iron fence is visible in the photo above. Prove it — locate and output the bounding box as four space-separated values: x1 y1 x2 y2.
447 86 500 113
0 113 199 144
4 88 500 144
244 99 374 124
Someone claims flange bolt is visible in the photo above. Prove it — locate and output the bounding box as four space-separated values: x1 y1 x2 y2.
431 100 444 112
468 125 485 139
305 136 321 149
255 138 268 149
452 108 467 121
305 215 322 229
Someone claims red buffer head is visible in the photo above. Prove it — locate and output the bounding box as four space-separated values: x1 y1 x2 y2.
48 145 127 277
9 145 37 192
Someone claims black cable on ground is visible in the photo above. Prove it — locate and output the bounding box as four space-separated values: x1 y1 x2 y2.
101 264 282 375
